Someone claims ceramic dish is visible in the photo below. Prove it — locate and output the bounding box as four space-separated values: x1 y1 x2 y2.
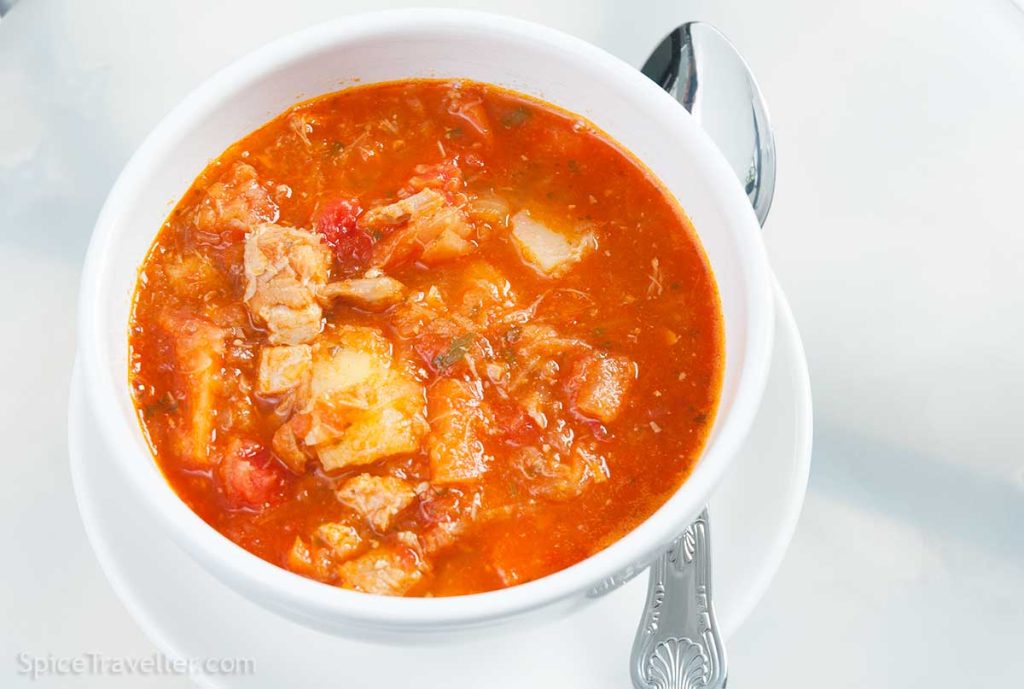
76 8 773 638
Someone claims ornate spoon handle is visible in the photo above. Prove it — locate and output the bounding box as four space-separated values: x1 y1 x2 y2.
630 508 727 689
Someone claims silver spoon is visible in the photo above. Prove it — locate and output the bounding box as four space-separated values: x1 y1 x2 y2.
630 22 776 689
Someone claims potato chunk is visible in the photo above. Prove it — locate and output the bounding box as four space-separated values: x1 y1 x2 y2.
314 371 427 471
243 223 332 345
427 378 494 484
159 313 225 466
510 211 596 277
256 344 311 395
336 475 417 532
569 352 636 423
336 546 425 596
290 326 429 472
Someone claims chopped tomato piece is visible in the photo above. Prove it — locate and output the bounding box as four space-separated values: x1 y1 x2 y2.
491 398 537 445
313 198 371 270
216 439 284 508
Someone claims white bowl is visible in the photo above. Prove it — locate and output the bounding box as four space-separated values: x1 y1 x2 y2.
77 8 774 640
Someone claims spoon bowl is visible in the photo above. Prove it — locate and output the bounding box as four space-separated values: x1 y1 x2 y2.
643 23 776 225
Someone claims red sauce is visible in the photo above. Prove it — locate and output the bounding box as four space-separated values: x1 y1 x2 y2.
128 79 723 596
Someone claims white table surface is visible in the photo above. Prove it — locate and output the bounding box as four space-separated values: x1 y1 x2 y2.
1 0 1022 686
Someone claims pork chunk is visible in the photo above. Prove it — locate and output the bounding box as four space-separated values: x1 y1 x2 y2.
513 440 609 501
318 273 406 311
336 546 425 596
193 163 278 237
363 189 475 268
427 378 494 484
569 352 636 423
313 522 364 561
243 223 332 345
336 475 417 532
272 420 310 474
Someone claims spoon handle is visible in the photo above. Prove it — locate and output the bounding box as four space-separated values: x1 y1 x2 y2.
630 508 727 689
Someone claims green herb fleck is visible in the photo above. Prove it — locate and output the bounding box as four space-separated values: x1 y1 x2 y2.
568 159 580 173
501 106 531 128
446 127 463 139
433 333 476 371
142 391 179 418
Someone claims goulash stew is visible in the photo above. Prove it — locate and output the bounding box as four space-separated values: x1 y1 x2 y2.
129 80 723 596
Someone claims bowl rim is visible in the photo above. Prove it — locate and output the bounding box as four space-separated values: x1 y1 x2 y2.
76 7 774 630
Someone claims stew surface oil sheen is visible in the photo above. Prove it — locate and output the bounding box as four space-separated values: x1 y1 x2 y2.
129 79 723 596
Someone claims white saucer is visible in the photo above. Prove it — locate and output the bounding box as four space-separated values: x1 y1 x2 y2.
69 277 811 689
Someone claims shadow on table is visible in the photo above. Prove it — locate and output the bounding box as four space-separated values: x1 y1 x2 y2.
808 419 1024 560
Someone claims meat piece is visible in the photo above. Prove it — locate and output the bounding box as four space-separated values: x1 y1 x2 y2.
336 546 425 596
336 475 417 532
391 287 450 339
313 522 364 560
271 420 310 474
512 439 609 501
287 537 314 573
216 438 283 507
160 313 225 466
243 223 332 345
508 324 589 403
361 188 445 227
162 252 226 300
568 352 636 423
256 344 312 395
193 163 278 238
318 272 406 311
510 210 596 277
286 326 429 472
453 261 516 322
426 378 494 484
418 520 467 556
362 189 475 268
